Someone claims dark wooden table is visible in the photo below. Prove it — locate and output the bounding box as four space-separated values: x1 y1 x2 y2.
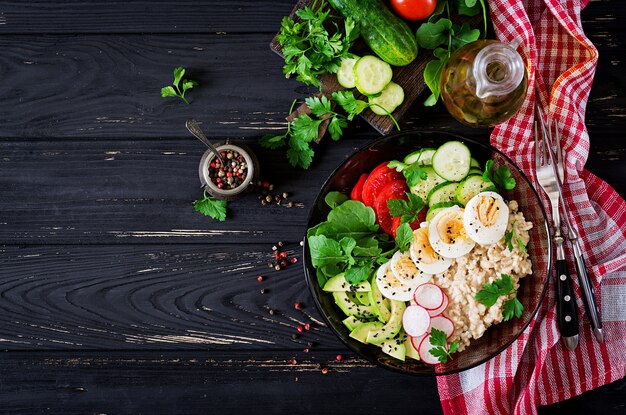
0 1 624 413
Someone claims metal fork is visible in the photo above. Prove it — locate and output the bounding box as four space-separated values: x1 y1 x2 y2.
534 111 579 350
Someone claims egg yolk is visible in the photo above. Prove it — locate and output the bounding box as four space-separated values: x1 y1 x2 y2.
476 196 500 226
436 210 468 244
412 227 439 264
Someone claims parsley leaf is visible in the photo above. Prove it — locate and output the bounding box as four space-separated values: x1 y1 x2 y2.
286 144 314 169
428 328 460 363
475 274 524 320
483 160 516 190
387 193 425 224
161 67 198 105
193 192 227 221
306 95 333 117
259 133 288 149
504 221 527 252
395 222 413 252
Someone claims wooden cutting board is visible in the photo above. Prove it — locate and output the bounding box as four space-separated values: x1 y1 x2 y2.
270 0 433 135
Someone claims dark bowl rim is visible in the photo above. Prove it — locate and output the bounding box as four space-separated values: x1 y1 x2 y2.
301 129 552 377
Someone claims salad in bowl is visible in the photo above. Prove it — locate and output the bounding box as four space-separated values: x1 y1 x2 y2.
303 132 550 375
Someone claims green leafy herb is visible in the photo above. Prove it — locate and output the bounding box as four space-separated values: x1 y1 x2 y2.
429 328 460 363
325 191 348 209
388 160 428 186
193 192 227 221
394 222 413 252
387 193 425 224
504 221 527 252
260 91 399 169
482 160 516 190
307 199 395 286
161 67 198 105
417 0 487 106
475 274 524 321
277 0 358 88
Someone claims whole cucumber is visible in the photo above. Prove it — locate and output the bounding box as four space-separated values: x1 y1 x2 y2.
328 0 418 67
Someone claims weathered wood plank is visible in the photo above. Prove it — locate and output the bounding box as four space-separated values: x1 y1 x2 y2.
0 351 623 414
0 29 622 140
0 244 347 349
0 0 294 34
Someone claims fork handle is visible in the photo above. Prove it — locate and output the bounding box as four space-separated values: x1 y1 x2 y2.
555 237 579 347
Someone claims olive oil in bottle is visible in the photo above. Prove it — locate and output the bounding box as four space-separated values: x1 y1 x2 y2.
440 40 528 128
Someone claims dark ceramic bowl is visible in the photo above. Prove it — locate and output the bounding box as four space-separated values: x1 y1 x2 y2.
302 130 551 376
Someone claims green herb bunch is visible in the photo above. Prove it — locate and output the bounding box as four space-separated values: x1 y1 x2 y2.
429 328 460 363
277 0 359 88
161 67 199 105
475 274 524 321
416 0 488 106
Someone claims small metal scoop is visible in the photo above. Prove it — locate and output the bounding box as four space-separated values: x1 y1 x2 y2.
186 118 226 166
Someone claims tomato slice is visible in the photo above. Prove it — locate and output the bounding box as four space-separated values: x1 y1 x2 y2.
350 173 368 202
391 214 425 238
361 162 403 207
374 179 408 235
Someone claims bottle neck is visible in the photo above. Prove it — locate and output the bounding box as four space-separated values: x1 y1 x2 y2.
472 43 525 99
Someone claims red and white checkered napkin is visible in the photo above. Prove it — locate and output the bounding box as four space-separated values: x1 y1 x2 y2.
436 0 626 413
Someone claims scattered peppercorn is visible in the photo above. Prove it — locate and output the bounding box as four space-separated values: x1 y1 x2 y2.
321 367 328 375
290 257 298 264
278 241 284 247
304 323 311 331
257 276 263 283
303 348 309 353
274 264 281 271
291 333 299 340
296 325 303 333
294 302 301 310
282 192 289 199
260 288 267 294
336 355 343 361
307 341 314 347
269 309 276 316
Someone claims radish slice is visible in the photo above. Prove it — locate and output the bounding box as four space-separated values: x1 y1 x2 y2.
413 283 444 310
418 334 441 365
430 316 454 339
410 335 426 353
427 292 449 317
402 305 431 337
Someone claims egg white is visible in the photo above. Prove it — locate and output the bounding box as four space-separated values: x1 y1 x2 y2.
428 206 475 258
463 191 509 245
409 227 452 274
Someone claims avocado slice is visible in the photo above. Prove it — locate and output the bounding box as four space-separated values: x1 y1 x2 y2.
368 276 391 323
365 300 406 344
323 273 371 292
354 291 371 305
349 321 384 343
342 316 361 331
332 292 375 318
404 335 421 361
381 335 407 362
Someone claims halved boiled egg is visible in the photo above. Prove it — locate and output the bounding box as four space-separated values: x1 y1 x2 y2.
463 191 509 245
428 206 475 258
389 250 432 286
409 227 452 274
376 262 416 302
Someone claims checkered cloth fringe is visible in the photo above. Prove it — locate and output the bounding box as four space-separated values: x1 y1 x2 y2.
436 1 626 413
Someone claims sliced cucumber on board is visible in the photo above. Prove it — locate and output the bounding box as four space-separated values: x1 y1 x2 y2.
369 81 404 115
336 56 359 88
353 55 393 95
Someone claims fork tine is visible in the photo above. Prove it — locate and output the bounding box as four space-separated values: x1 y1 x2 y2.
555 121 563 167
534 121 541 167
536 111 549 165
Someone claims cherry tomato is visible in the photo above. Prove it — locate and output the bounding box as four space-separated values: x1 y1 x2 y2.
350 173 368 202
361 162 403 207
373 180 408 235
391 0 437 21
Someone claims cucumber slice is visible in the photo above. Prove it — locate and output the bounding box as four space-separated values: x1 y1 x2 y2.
369 82 404 115
353 55 393 95
426 201 460 221
456 175 497 206
404 148 436 165
336 56 359 88
470 157 481 169
409 166 447 202
427 181 460 206
469 168 483 176
432 141 471 182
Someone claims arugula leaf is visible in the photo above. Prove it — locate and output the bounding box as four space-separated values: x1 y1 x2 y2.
416 18 453 50
387 193 425 224
423 48 449 106
345 265 372 284
161 66 198 105
395 222 413 252
193 192 227 221
451 23 481 50
325 191 348 209
428 328 459 363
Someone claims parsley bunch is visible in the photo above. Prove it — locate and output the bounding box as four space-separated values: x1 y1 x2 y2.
260 91 398 169
482 160 516 190
429 328 460 363
193 192 227 221
475 274 524 321
277 0 359 88
387 193 426 252
161 67 199 105
416 0 487 106
388 159 428 186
